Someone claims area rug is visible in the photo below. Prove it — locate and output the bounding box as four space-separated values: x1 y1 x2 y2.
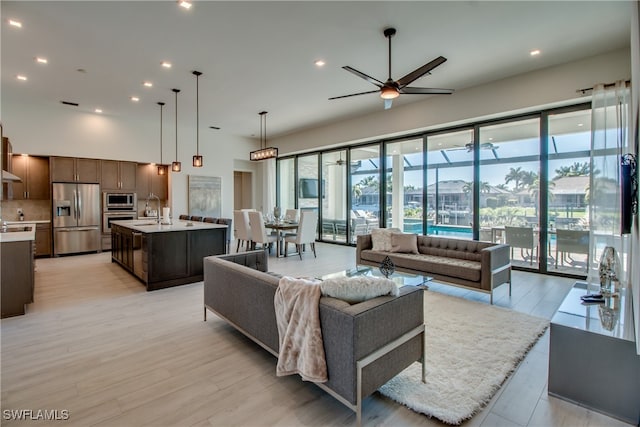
378 291 549 425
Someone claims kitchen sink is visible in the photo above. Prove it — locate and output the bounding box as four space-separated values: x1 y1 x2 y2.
135 222 159 226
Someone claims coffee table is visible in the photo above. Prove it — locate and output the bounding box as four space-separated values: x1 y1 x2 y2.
320 265 432 289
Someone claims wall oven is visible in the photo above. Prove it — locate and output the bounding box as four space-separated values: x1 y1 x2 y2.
103 192 137 211
103 212 137 233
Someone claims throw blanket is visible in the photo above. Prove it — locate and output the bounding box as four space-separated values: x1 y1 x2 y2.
274 276 327 383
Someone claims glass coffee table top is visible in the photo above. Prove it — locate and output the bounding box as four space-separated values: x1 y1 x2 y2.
319 265 431 288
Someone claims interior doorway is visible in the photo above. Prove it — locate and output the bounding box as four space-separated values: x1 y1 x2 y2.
234 171 252 210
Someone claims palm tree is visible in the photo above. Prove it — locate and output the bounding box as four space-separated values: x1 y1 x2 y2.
352 184 362 204
504 167 525 190
553 161 590 179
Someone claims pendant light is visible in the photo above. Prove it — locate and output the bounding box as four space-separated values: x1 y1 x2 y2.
192 70 203 167
171 88 181 172
250 111 278 161
157 102 167 175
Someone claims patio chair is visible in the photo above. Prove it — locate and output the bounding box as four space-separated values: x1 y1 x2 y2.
555 229 590 269
504 226 537 265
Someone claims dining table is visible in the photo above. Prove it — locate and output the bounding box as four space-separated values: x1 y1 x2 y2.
265 221 299 258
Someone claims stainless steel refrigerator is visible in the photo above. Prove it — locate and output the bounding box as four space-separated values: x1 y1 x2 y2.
52 183 101 255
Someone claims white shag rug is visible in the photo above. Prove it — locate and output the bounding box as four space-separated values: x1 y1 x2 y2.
378 291 549 425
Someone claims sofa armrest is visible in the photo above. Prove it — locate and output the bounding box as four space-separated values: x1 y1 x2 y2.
212 249 269 272
480 244 511 290
319 286 424 405
356 234 373 264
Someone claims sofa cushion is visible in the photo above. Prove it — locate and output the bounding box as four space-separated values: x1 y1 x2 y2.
371 228 401 252
390 233 419 254
394 253 481 282
320 276 399 304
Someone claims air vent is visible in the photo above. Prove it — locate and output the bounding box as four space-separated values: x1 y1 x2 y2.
60 101 79 106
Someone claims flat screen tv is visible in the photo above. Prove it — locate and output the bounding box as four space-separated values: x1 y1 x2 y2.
299 178 325 199
620 153 637 235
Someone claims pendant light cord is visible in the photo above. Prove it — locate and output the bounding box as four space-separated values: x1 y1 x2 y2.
158 102 164 164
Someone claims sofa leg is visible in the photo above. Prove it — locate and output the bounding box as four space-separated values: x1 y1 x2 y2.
204 306 207 321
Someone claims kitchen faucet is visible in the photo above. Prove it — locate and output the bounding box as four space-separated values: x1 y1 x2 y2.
146 193 161 224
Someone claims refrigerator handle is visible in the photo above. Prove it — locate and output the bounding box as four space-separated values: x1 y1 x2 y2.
77 190 82 220
73 190 78 220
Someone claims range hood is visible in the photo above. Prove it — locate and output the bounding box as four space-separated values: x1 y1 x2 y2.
2 170 22 182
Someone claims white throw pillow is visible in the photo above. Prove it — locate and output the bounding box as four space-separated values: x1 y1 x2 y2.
320 276 399 304
371 227 401 252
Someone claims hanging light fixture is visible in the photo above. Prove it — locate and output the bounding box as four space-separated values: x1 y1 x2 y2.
250 111 278 161
157 102 167 175
192 70 203 167
171 88 181 172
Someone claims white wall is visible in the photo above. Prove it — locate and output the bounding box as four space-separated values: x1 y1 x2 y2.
1 95 261 219
272 48 631 153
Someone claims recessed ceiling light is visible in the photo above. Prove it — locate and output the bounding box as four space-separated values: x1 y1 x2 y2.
577 123 584 127
530 49 541 56
16 74 27 81
8 19 22 28
95 108 102 114
131 96 140 102
161 61 172 69
143 81 153 87
314 59 326 67
35 57 48 64
179 1 192 10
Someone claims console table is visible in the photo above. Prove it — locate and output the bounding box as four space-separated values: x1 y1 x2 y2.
548 281 640 425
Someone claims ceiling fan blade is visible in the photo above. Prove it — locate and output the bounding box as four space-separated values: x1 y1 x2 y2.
384 99 393 110
328 90 379 100
396 56 447 88
342 66 384 87
400 86 454 95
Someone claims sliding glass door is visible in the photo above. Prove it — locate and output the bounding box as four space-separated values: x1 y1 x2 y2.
320 150 347 242
479 118 541 269
385 138 423 233
351 144 381 242
426 129 475 240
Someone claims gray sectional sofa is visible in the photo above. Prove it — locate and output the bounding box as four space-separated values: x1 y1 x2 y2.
357 233 511 304
203 250 425 424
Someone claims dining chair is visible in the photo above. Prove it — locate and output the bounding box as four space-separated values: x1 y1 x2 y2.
284 209 299 222
248 211 277 253
216 218 233 254
233 210 252 252
284 211 318 259
504 226 537 265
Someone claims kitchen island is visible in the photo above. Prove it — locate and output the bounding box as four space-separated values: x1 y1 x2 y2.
1 224 35 317
110 219 227 291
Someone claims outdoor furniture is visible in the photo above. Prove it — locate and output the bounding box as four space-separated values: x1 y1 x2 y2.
504 226 537 265
555 229 590 269
248 211 277 254
233 210 252 252
322 221 336 240
284 211 318 259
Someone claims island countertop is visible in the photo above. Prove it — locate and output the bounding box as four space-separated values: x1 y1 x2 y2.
110 219 227 233
0 224 36 243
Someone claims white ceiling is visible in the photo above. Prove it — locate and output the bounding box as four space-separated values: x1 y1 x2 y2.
1 1 632 141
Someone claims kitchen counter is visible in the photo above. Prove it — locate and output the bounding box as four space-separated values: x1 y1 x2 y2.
5 220 51 224
0 224 36 243
110 220 227 291
110 219 227 233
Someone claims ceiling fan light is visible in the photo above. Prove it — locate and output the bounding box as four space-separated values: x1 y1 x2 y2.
380 86 399 99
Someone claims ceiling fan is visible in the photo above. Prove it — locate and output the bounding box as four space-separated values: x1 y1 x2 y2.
329 27 454 110
325 152 362 169
448 142 499 159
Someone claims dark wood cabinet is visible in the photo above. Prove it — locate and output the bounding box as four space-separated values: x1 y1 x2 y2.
35 223 51 257
50 157 99 183
9 155 50 200
136 163 168 201
101 160 136 191
1 240 34 318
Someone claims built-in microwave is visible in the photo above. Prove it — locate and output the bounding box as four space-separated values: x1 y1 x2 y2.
103 192 137 211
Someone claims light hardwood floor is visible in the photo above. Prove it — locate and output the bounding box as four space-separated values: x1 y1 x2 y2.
1 243 631 426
